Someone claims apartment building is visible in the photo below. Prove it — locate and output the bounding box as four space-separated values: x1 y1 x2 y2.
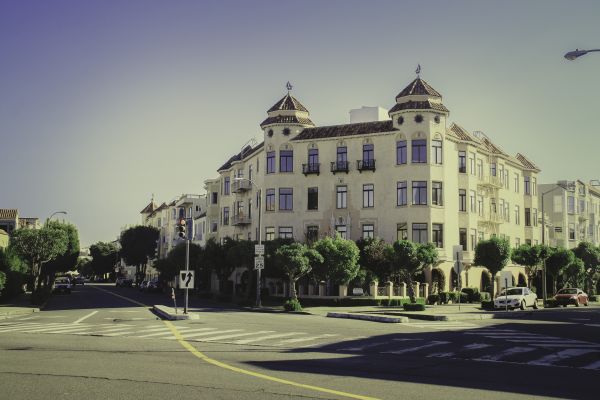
538 180 600 248
209 76 541 293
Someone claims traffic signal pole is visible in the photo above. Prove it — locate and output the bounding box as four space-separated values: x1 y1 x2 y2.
185 237 189 314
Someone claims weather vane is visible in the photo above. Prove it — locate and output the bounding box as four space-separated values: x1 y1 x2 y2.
416 64 421 77
286 81 293 93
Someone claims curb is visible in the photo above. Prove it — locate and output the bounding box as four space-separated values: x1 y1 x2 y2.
327 312 408 323
376 312 495 321
153 305 198 320
0 307 40 317
242 307 311 315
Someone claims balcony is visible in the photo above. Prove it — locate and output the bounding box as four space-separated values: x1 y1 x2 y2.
477 175 503 189
302 163 320 176
357 159 376 172
232 180 252 193
478 212 503 225
331 161 349 174
232 214 251 226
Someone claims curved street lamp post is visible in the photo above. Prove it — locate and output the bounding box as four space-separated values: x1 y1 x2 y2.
564 48 600 61
46 211 67 225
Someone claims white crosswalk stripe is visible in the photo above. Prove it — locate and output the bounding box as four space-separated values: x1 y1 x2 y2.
474 346 536 361
384 341 450 355
404 322 477 331
232 332 301 344
528 349 599 366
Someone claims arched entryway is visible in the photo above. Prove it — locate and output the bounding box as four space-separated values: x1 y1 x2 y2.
431 268 446 294
450 268 458 291
517 273 527 287
480 271 492 294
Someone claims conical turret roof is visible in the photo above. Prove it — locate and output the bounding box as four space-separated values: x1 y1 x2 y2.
267 94 309 113
395 78 441 99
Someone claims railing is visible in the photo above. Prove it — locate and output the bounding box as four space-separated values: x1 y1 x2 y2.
477 175 503 189
330 161 349 174
232 180 252 193
302 163 320 175
357 159 376 172
232 214 251 225
478 212 503 224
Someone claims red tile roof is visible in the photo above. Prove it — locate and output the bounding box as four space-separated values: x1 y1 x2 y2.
0 209 18 219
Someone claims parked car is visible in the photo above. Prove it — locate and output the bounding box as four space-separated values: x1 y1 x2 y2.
72 276 85 285
146 279 162 293
116 277 133 287
138 280 149 291
554 288 589 307
494 287 538 310
53 277 72 294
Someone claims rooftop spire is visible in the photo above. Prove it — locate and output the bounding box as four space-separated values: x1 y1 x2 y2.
286 81 293 93
415 64 421 78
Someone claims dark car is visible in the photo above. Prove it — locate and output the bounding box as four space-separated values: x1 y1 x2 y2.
554 288 589 307
73 276 85 285
146 279 162 293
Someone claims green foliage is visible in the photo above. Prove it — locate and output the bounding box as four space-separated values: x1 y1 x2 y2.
0 246 28 299
572 241 600 292
546 248 575 294
427 294 439 305
44 221 80 278
511 244 551 289
356 238 391 282
403 302 426 311
386 240 438 303
89 241 119 277
283 298 303 312
312 235 360 285
562 258 585 288
0 271 6 293
119 225 160 280
479 292 491 302
461 287 480 303
474 237 511 294
159 242 203 281
203 238 237 293
275 243 323 301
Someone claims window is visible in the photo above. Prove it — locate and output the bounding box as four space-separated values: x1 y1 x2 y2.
432 140 442 164
579 199 585 213
477 159 483 178
412 181 427 205
248 164 253 181
459 228 467 251
490 163 497 177
397 140 407 165
525 208 531 227
279 150 293 172
265 227 275 241
397 223 408 241
515 237 521 247
279 227 293 239
532 177 537 195
306 226 319 242
337 146 347 163
363 143 374 161
307 187 318 210
224 177 230 195
458 151 466 173
266 189 275 211
514 173 519 193
470 190 476 213
525 239 531 246
279 188 293 210
336 186 347 209
363 184 374 208
308 148 319 165
504 170 509 189
266 151 275 174
432 181 443 206
524 176 531 195
211 192 218 204
504 201 510 222
459 189 466 211
335 225 347 239
477 196 483 216
412 139 427 163
412 223 428 244
470 228 477 251
223 207 229 225
397 181 407 206
568 196 575 213
515 205 520 225
432 224 443 248
211 221 218 233
469 153 475 174
362 224 374 239
533 208 538 227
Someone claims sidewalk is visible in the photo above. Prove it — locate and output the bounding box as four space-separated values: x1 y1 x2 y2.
0 293 41 318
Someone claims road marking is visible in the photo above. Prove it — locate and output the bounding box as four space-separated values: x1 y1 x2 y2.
200 331 276 341
74 311 98 324
136 327 206 338
585 324 600 328
463 343 493 350
427 352 455 358
474 347 536 361
90 286 149 307
101 331 135 337
179 329 242 339
581 360 600 370
383 341 450 355
43 327 95 334
528 349 599 366
233 332 301 344
339 338 421 352
531 343 600 348
277 334 338 344
163 320 379 400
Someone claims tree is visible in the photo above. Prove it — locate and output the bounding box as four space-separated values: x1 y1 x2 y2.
89 242 118 278
545 248 574 294
511 244 549 290
226 240 255 297
572 242 600 294
44 221 80 284
313 235 360 287
0 246 28 299
119 226 160 282
203 238 236 294
386 240 438 303
275 243 323 302
474 237 511 296
159 242 203 284
562 258 585 288
356 238 391 283
10 225 68 292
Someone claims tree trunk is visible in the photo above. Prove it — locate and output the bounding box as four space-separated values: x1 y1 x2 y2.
290 277 298 301
405 273 416 303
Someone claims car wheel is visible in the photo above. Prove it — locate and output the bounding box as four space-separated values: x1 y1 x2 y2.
575 300 580 307
520 301 526 310
533 300 539 309
584 301 589 306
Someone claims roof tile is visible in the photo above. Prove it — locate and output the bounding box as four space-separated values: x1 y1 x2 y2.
292 120 396 141
396 78 441 98
0 209 18 219
389 100 448 114
267 94 309 113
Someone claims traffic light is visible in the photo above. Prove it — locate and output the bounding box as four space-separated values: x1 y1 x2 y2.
177 219 187 239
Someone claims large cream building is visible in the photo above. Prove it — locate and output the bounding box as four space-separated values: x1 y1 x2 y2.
206 76 542 294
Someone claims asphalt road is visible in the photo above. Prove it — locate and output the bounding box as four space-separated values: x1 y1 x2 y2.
0 284 598 400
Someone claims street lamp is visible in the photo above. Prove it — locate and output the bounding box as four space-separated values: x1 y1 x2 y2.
233 177 262 307
46 211 67 225
564 48 600 61
540 183 573 307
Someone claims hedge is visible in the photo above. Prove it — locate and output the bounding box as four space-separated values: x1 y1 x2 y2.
403 303 426 311
263 296 425 307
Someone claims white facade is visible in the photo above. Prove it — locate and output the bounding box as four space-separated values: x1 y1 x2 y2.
349 106 389 123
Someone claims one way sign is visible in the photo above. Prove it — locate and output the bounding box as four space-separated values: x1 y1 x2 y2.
179 270 195 289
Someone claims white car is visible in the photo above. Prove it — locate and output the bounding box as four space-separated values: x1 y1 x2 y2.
53 277 72 294
494 287 538 310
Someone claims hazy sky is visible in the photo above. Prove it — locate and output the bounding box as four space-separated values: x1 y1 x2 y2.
1 0 599 247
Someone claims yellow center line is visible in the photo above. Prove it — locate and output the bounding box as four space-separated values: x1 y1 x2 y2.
93 285 379 400
163 320 380 400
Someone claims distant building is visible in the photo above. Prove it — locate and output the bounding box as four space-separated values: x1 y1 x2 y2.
349 106 389 123
0 229 8 249
19 217 41 229
0 209 18 234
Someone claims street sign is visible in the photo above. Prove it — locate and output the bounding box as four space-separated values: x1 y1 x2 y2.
452 245 464 261
254 256 264 270
179 270 195 289
255 244 264 255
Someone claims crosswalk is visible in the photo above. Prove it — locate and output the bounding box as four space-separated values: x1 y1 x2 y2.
403 321 478 331
0 320 344 348
330 328 600 371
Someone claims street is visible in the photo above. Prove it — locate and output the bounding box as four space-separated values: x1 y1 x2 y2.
0 284 598 400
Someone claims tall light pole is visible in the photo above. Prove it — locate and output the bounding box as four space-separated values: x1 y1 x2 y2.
564 48 600 61
46 211 67 225
233 177 262 307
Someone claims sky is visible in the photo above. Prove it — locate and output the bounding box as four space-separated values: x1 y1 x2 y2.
1 0 599 247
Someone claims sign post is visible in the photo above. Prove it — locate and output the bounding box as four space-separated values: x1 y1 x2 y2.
453 245 463 311
179 269 194 314
171 287 177 315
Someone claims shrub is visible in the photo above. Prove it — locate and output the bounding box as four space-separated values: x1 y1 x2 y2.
479 292 491 302
459 292 468 303
284 298 302 312
589 295 597 302
439 292 450 304
427 294 439 305
545 299 559 308
481 300 494 310
461 287 480 303
403 302 426 311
